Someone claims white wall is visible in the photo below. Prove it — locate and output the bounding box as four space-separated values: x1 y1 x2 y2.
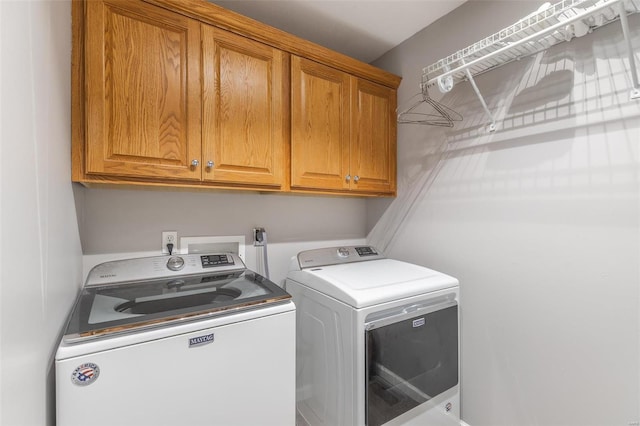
0 1 83 425
370 1 639 425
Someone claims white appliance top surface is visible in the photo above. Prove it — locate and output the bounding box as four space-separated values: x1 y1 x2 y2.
289 247 458 308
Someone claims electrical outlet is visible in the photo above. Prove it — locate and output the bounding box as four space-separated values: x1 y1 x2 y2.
253 228 265 246
162 231 178 254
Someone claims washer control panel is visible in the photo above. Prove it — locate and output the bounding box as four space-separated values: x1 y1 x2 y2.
297 246 384 269
85 252 245 287
201 254 234 268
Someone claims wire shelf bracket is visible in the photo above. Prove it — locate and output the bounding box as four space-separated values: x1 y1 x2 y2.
463 62 497 132
422 0 640 130
618 1 640 99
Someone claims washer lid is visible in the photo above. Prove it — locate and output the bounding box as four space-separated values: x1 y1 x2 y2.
63 259 290 343
289 259 458 308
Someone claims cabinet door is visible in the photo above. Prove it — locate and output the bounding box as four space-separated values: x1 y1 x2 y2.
291 56 351 191
202 26 286 187
85 0 202 180
350 78 397 195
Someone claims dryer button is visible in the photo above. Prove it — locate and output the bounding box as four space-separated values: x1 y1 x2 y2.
337 247 350 258
167 256 185 271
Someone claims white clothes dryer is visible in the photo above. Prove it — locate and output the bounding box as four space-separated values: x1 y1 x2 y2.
286 246 460 426
56 252 295 426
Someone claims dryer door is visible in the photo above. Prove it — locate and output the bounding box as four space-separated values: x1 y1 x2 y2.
364 299 458 426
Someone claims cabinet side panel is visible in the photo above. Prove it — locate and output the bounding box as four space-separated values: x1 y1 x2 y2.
71 0 85 181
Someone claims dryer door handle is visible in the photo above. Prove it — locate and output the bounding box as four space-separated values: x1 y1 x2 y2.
364 295 457 331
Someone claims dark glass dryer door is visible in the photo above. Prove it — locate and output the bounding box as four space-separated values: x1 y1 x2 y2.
365 299 458 426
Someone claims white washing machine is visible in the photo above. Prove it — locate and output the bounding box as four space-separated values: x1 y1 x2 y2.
285 246 460 426
56 252 295 426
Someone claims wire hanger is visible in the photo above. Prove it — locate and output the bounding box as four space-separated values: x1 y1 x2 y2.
397 77 462 127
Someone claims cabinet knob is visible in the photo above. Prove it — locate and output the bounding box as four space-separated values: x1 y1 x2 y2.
206 160 214 169
354 175 360 183
346 175 351 182
191 159 200 168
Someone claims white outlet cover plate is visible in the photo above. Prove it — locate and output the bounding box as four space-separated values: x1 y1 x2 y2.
161 231 178 254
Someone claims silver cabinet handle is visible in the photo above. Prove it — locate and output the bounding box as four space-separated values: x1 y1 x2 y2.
346 175 351 182
206 160 214 169
191 159 199 167
354 175 360 183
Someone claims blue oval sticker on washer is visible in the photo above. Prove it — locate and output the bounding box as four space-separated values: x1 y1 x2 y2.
71 362 100 386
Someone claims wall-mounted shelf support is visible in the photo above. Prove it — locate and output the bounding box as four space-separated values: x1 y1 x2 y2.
618 1 640 99
463 66 497 132
418 0 640 130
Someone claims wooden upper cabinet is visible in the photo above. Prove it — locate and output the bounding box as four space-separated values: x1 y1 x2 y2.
350 78 397 194
291 56 350 191
84 0 202 180
291 56 397 195
201 26 287 187
73 0 400 195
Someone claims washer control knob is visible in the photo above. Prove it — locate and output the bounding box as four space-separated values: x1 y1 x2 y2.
166 256 185 271
337 247 350 258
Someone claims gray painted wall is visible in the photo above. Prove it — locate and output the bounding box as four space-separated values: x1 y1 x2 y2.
0 1 84 425
370 1 639 425
77 188 367 254
76 187 368 284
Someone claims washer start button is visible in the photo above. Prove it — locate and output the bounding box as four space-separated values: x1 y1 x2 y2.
166 256 185 271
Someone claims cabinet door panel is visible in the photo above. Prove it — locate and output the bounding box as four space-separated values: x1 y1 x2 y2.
291 56 350 191
85 0 201 180
202 26 286 187
351 78 397 194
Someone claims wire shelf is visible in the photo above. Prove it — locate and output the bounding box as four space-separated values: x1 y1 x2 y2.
423 0 640 88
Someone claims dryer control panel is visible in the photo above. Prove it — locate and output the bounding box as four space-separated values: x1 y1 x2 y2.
297 246 384 269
